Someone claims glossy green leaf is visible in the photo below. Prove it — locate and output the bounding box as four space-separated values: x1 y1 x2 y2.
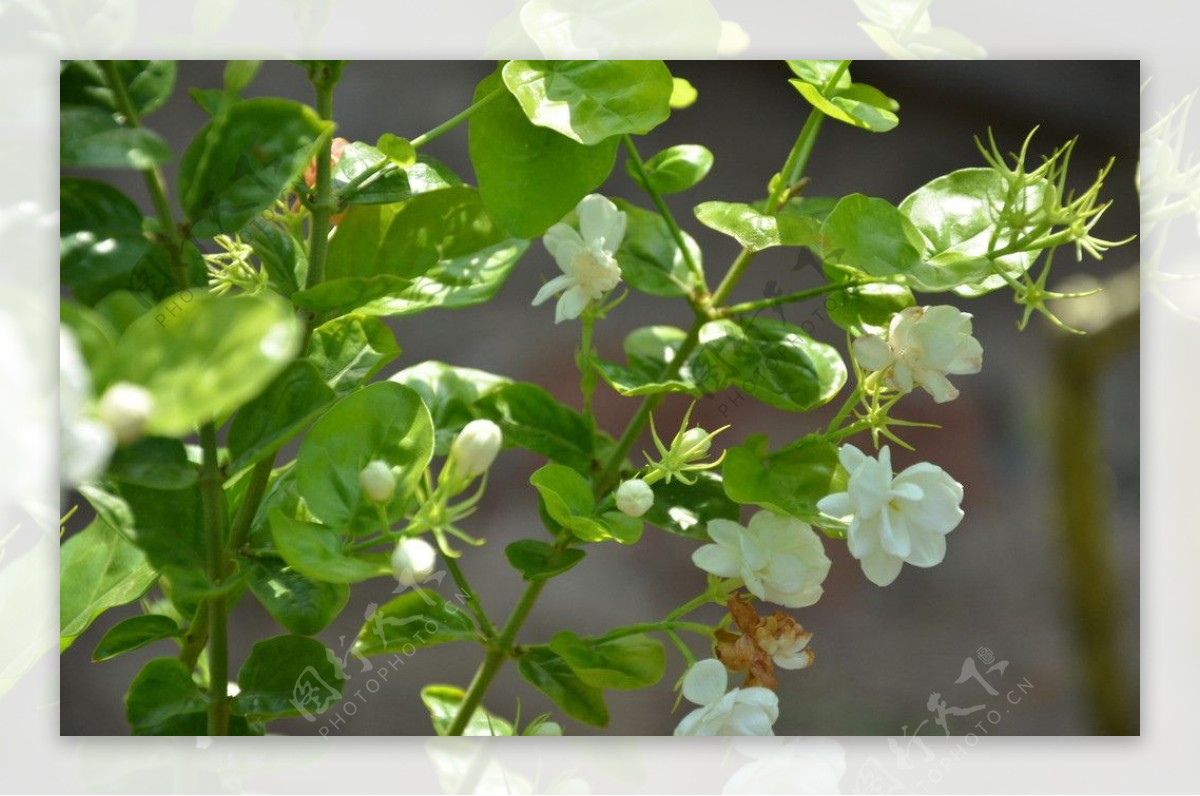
594 324 701 397
613 199 701 297
93 615 180 662
117 480 211 610
376 133 416 165
269 510 391 584
353 592 478 657
791 79 899 133
722 434 840 525
470 69 619 238
103 292 301 437
332 143 448 206
178 97 332 234
248 559 349 635
694 201 821 252
106 437 197 489
421 684 514 736
597 511 643 545
476 383 594 474
643 471 738 541
60 105 172 169
307 314 401 396
233 635 345 720
504 540 586 581
819 193 926 277
826 282 915 335
389 361 511 455
357 239 528 317
227 361 335 475
518 646 608 726
325 186 509 283
627 144 713 195
549 631 666 690
786 60 852 91
692 318 847 411
529 463 606 542
125 658 207 732
60 178 154 305
295 382 434 531
60 519 157 652
502 60 673 145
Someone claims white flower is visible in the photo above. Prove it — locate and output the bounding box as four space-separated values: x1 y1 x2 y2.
95 381 154 446
450 419 503 479
817 444 964 587
852 305 983 403
532 194 625 323
358 460 396 503
59 327 114 487
391 537 437 587
674 658 779 736
693 511 830 609
615 478 653 518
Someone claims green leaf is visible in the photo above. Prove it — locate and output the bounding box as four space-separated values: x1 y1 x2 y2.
529 463 606 542
643 471 738 541
786 60 852 91
60 105 172 169
597 511 643 545
178 97 333 234
233 635 345 720
60 178 154 305
291 275 412 315
826 282 915 335
390 362 511 455
517 646 609 726
502 60 674 145
325 186 509 283
421 685 514 736
694 201 821 252
93 615 180 662
549 632 666 690
670 77 698 109
269 510 391 584
791 79 899 133
243 218 306 296
61 60 177 117
594 324 701 397
296 381 434 531
125 658 207 732
248 559 349 635
613 199 701 297
307 314 401 396
103 292 302 437
469 70 618 238
227 361 335 474
356 239 528 317
353 592 478 657
376 133 416 165
504 540 586 581
476 383 594 474
332 142 449 206
899 167 1048 296
692 318 847 411
107 437 198 489
819 193 926 277
722 434 840 524
60 520 157 652
627 144 713 195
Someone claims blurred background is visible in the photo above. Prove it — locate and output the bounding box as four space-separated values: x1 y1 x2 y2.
60 60 1140 736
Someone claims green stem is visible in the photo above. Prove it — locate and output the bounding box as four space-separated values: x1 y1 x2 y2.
227 457 274 555
444 557 497 641
305 66 340 290
765 60 847 212
708 248 758 310
446 579 547 736
178 604 209 672
824 385 863 435
667 592 715 622
99 60 188 291
411 85 505 149
593 621 713 643
621 134 708 294
199 423 230 736
723 281 852 317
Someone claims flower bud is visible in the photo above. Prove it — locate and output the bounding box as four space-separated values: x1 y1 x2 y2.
391 537 437 587
615 478 654 518
358 460 396 503
450 419 502 478
677 427 712 459
96 382 154 445
526 720 564 736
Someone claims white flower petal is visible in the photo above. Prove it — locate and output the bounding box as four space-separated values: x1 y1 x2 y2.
860 547 904 586
543 222 586 267
682 659 728 706
816 491 851 519
555 284 592 323
532 273 575 306
904 527 948 568
692 543 742 578
852 334 894 371
576 193 626 253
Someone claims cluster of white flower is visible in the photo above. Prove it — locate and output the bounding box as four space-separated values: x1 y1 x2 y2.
852 304 982 403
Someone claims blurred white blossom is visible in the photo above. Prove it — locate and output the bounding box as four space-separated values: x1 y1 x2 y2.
854 0 985 59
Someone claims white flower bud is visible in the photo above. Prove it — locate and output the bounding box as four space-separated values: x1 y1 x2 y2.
391 537 437 587
527 720 564 736
96 382 154 445
450 419 503 478
615 478 654 518
358 459 396 503
678 427 712 457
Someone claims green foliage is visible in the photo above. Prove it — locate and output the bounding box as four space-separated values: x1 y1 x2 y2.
613 199 702 297
722 434 841 526
93 615 181 662
548 631 666 690
232 635 345 720
60 179 153 304
354 592 478 656
517 646 609 726
248 560 350 635
505 540 586 581
60 519 157 652
421 685 514 736
627 144 713 195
